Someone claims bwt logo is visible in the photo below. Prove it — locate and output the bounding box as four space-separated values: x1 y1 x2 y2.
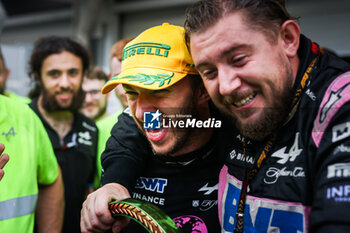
143 110 161 129
135 177 168 193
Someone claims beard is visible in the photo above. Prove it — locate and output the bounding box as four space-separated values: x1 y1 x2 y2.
93 104 107 120
219 61 294 141
157 103 200 157
134 93 204 157
82 101 107 120
41 87 85 113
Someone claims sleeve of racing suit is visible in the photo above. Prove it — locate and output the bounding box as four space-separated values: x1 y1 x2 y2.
309 96 350 232
101 111 152 192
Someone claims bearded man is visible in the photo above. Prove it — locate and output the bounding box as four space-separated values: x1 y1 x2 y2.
28 36 98 233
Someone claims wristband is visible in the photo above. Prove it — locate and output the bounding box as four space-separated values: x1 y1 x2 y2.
109 198 181 233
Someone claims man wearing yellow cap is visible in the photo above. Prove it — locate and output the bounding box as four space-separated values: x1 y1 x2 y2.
81 23 224 233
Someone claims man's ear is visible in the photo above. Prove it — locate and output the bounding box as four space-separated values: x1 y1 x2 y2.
196 82 211 104
280 20 300 58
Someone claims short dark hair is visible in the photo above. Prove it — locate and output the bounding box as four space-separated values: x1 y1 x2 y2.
28 36 90 98
185 0 295 46
85 66 109 83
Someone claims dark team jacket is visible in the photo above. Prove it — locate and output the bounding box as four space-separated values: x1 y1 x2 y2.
29 98 98 233
218 35 350 233
101 109 224 233
102 34 350 233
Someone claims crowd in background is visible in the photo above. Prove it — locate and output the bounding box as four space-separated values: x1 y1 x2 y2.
0 35 129 233
1 0 350 232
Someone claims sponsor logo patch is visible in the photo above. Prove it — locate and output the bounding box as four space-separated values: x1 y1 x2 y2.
332 122 350 143
1 127 16 138
229 149 255 164
78 131 92 146
334 144 350 154
327 163 350 178
264 167 305 184
135 177 167 193
220 175 308 232
271 132 302 164
198 183 218 195
312 72 350 147
327 185 350 202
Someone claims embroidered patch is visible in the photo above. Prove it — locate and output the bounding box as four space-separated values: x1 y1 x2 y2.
312 72 350 147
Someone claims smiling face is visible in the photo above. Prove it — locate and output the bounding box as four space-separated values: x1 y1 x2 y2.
124 77 206 156
81 78 108 120
190 12 296 140
40 51 84 112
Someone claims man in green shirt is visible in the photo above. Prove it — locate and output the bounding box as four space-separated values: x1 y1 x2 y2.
0 94 64 232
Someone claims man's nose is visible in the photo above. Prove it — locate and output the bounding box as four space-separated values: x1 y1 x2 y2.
58 73 70 88
135 93 155 120
218 65 242 96
84 91 94 102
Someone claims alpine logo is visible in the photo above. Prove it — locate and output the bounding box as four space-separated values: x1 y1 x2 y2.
1 127 16 138
271 132 302 164
198 183 218 195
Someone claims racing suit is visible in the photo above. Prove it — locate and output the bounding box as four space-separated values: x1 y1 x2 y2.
218 35 350 233
101 34 350 232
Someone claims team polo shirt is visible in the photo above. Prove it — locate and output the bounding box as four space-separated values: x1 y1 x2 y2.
0 95 58 233
29 98 98 233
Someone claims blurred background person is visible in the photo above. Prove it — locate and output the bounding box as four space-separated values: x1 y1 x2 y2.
27 36 98 233
0 95 64 233
94 37 133 188
1 0 349 110
80 66 109 121
109 37 133 109
0 47 30 103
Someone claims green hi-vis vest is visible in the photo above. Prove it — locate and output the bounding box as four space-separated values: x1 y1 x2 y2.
5 90 31 104
0 95 58 233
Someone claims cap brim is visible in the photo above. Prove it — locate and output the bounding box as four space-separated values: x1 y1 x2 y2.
101 68 189 94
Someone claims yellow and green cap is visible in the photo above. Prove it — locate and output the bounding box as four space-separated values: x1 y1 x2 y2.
101 23 198 94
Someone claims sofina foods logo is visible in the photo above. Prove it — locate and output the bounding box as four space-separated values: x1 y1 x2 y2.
143 110 221 129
